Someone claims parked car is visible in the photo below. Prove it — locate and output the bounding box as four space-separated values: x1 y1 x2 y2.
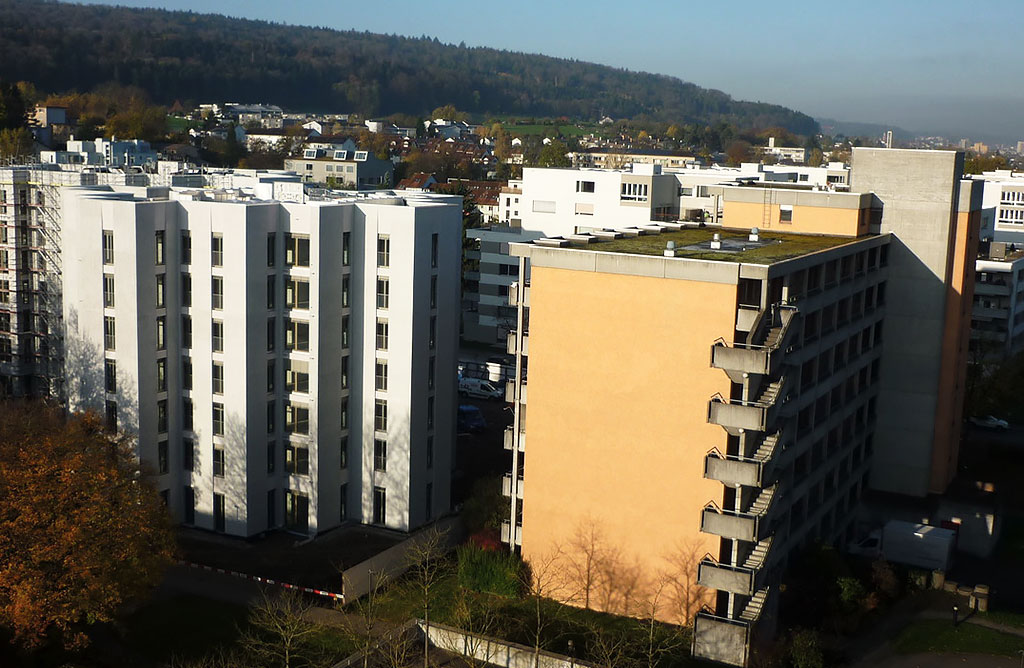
969 415 1009 430
457 405 487 433
459 377 503 400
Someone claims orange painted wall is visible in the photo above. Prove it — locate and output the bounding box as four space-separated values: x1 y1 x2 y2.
723 201 866 237
929 209 980 493
520 265 735 622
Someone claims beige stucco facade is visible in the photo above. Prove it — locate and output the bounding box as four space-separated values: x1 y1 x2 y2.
519 265 734 620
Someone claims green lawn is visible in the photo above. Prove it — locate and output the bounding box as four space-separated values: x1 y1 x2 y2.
166 115 200 132
893 620 1024 657
506 124 593 137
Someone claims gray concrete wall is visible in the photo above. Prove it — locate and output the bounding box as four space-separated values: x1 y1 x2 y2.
850 148 963 497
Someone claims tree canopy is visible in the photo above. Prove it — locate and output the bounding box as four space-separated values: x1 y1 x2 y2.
0 401 176 649
0 1 817 134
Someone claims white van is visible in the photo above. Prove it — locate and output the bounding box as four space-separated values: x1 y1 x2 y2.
459 377 503 400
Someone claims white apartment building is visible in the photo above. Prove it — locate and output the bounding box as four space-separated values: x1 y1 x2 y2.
980 170 1024 243
41 137 159 169
60 186 461 537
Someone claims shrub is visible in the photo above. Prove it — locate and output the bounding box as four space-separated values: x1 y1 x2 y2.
456 544 522 597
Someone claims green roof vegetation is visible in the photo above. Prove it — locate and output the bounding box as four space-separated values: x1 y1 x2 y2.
567 228 858 264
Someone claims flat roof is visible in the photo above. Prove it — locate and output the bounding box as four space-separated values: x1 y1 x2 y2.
533 227 861 265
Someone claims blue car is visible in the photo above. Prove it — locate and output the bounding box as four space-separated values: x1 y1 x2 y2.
457 405 487 433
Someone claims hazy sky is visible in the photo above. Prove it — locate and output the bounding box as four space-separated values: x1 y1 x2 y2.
72 0 1024 142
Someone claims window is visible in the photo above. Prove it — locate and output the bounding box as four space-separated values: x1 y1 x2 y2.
212 402 224 436
341 356 350 390
285 319 309 351
212 320 224 352
213 493 225 532
285 234 310 267
267 359 276 392
157 399 168 433
266 275 276 309
377 234 390 267
373 487 386 525
155 273 165 308
375 359 387 391
340 436 348 469
181 315 192 348
103 275 115 308
341 275 350 308
181 273 192 308
286 445 309 475
426 435 434 469
267 317 276 351
376 278 389 308
427 396 434 430
285 490 308 531
102 230 114 264
183 438 194 471
211 234 223 266
182 357 192 391
431 233 438 268
181 231 191 265
105 359 116 393
428 357 435 390
211 276 223 310
342 315 350 348
342 232 351 266
155 231 165 265
105 400 118 431
156 316 166 350
374 399 387 431
620 182 649 201
425 482 433 521
339 483 347 521
158 441 168 474
286 359 309 393
286 403 309 434
286 278 309 309
212 361 224 394
780 205 793 223
576 180 595 193
267 232 276 267
430 275 437 308
376 319 388 350
267 441 276 473
429 316 436 349
374 438 387 471
340 397 349 430
213 448 225 477
157 358 167 392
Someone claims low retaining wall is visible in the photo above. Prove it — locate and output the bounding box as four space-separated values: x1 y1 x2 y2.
420 621 593 668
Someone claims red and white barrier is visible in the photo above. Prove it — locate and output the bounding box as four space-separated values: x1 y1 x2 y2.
179 560 344 601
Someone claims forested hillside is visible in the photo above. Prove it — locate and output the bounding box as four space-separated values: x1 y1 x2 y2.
0 0 817 134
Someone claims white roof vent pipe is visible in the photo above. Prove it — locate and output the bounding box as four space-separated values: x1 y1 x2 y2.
710 233 722 250
749 227 760 242
664 240 676 257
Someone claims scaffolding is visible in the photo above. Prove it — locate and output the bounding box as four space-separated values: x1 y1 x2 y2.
0 167 67 400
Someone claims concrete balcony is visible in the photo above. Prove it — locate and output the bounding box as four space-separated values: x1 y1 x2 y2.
503 426 525 452
692 612 750 667
704 434 780 488
711 342 772 378
973 306 1009 320
975 282 1011 297
506 330 529 356
500 519 522 546
505 380 527 404
701 486 777 542
708 399 768 433
502 473 524 499
697 558 756 596
508 281 530 308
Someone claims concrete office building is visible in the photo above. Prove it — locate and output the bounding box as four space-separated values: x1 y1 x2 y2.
284 148 394 189
60 185 461 537
972 242 1024 358
501 148 979 666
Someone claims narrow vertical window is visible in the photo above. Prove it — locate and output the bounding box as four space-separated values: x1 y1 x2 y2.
211 276 223 310
377 234 390 267
155 274 165 308
342 231 351 266
211 234 223 267
104 359 117 393
212 402 225 436
181 315 192 348
103 274 115 308
102 230 114 265
431 232 438 268
212 361 224 394
212 320 224 352
181 273 192 308
156 316 166 350
156 358 167 392
155 230 165 265
376 277 389 309
180 231 191 265
375 359 387 391
266 275 276 309
267 232 276 266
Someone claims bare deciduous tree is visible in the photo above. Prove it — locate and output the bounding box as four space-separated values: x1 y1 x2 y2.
341 570 390 668
403 526 449 668
441 586 500 668
238 589 326 668
663 538 711 626
520 548 565 668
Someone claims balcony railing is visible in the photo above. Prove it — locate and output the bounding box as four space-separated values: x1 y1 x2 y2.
503 426 525 452
501 473 524 499
692 610 750 667
500 519 522 546
697 557 756 596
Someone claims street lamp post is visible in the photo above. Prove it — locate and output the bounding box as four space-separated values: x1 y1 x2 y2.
952 604 959 628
